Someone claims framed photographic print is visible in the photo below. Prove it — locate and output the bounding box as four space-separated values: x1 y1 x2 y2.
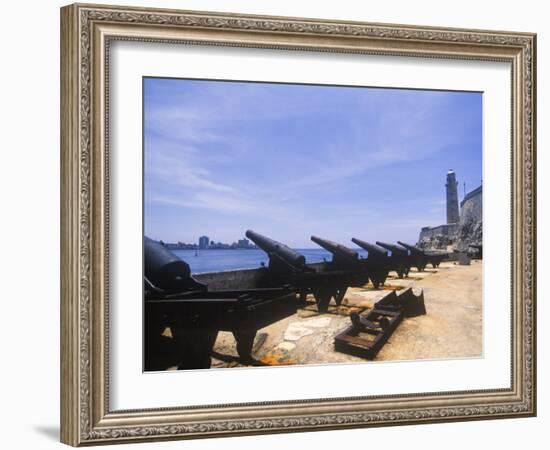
60 3 536 446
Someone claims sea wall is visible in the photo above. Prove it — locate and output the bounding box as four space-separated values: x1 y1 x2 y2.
195 267 266 290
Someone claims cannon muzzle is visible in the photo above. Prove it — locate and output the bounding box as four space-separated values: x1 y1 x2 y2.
376 241 409 256
311 236 359 261
351 238 389 259
246 229 306 269
144 236 206 292
397 241 425 255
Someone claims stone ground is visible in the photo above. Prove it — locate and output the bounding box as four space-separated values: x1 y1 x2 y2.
207 260 482 368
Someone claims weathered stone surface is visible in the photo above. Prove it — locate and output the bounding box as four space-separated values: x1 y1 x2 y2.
210 261 482 368
418 184 482 252
454 219 482 251
283 324 315 341
460 185 482 224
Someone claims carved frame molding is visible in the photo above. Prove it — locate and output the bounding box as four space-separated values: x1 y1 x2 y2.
60 3 536 446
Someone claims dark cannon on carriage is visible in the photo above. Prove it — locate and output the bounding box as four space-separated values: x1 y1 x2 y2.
375 241 413 278
350 238 393 288
397 241 448 269
144 236 298 371
245 230 369 313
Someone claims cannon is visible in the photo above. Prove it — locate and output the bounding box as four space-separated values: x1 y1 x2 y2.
310 235 371 291
144 236 206 294
144 237 298 371
397 240 448 269
424 252 447 268
350 238 392 288
245 229 307 272
375 241 412 278
309 235 375 287
310 235 361 270
246 230 367 313
396 241 429 272
424 251 448 268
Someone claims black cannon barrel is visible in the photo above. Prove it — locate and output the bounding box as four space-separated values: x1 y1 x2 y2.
245 229 306 269
376 241 409 256
311 236 358 261
351 238 391 288
351 238 389 259
145 236 193 290
397 241 425 255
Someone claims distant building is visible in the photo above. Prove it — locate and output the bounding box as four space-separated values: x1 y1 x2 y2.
209 240 230 249
237 238 251 249
446 169 460 224
163 241 198 250
418 170 482 251
159 236 256 250
198 236 210 249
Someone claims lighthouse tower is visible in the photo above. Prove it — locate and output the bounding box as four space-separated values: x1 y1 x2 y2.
446 169 459 224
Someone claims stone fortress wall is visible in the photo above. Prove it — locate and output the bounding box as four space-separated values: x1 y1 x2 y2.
460 185 482 224
418 224 460 249
418 176 482 251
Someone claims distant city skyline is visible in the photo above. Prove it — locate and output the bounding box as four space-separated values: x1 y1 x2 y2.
160 235 257 252
144 77 482 248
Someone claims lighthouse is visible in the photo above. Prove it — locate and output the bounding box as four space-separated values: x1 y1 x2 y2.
446 169 459 224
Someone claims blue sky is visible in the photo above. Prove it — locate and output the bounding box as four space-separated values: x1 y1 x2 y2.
144 77 482 248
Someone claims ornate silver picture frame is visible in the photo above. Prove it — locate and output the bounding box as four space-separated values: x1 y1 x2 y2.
60 3 536 446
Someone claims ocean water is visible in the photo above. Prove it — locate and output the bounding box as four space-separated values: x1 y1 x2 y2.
173 248 369 274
